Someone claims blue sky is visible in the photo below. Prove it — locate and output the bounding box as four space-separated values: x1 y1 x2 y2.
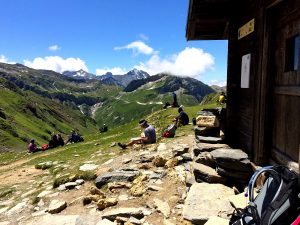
0 0 228 86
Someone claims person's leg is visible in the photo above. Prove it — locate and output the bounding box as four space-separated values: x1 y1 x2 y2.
118 138 142 149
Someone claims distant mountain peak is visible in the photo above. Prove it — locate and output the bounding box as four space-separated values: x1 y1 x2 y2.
125 69 149 78
63 70 94 79
104 72 113 76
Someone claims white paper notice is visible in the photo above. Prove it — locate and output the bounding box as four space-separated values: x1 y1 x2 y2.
241 54 251 88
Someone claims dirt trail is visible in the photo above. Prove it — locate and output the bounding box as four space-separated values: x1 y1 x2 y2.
0 150 61 173
0 138 104 173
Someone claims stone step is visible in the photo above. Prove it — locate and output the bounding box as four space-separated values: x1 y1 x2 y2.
195 136 223 144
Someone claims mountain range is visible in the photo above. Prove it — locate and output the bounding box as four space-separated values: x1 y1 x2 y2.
63 69 150 87
0 62 215 151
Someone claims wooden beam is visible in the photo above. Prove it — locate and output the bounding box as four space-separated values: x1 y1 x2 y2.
274 86 300 96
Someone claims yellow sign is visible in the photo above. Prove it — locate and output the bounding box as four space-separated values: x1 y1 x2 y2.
238 19 255 40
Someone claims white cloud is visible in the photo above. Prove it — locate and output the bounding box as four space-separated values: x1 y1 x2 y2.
134 47 214 78
209 79 227 87
114 41 156 55
23 56 88 73
96 67 127 75
139 34 149 41
0 55 15 64
48 45 61 51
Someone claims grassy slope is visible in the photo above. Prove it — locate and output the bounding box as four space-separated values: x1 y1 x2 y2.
94 78 200 127
0 79 97 152
0 102 217 166
0 102 218 201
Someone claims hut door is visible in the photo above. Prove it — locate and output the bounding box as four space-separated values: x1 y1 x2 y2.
270 2 300 171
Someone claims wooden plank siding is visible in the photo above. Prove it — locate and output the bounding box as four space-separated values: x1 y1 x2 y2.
269 0 300 172
226 0 259 157
187 0 300 171
227 0 300 170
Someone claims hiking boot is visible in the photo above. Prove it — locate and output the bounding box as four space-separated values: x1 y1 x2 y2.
118 142 127 149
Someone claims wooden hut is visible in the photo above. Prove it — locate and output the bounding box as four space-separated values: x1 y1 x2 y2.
186 0 300 172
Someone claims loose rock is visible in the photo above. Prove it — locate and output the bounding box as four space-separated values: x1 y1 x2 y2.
48 200 67 214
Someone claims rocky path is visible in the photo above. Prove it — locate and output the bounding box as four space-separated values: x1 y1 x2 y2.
0 131 252 225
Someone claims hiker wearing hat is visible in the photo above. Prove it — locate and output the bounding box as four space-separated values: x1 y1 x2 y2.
118 119 156 149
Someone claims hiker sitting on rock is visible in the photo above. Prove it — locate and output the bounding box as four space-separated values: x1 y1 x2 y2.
66 130 84 144
173 106 189 127
118 119 156 149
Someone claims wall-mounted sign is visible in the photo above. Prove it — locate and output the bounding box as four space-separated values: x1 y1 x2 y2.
241 54 251 88
238 19 255 40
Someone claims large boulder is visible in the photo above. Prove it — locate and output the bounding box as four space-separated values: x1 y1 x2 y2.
183 183 234 224
95 168 139 188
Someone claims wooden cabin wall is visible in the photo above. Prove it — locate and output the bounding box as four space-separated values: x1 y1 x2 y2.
226 0 262 160
267 0 300 171
226 0 300 169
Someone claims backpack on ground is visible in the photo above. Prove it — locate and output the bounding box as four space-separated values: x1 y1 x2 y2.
41 144 49 151
162 124 177 138
230 165 300 225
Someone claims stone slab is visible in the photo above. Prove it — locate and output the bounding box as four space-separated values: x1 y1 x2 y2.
183 183 234 224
